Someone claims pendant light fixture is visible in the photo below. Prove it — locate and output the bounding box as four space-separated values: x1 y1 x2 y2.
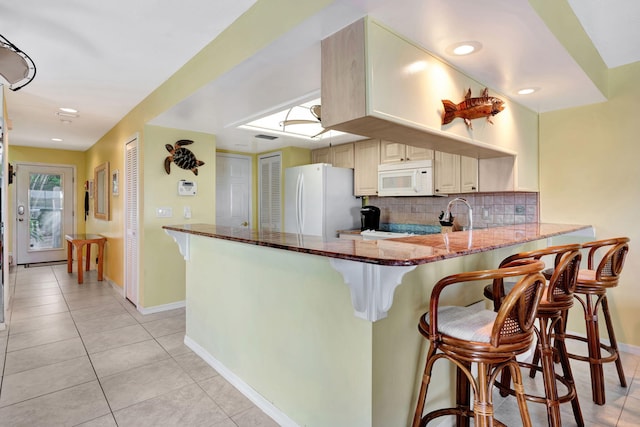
0 33 37 91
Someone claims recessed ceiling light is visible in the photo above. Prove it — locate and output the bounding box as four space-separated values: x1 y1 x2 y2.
517 87 539 95
445 41 483 56
57 111 79 118
59 107 78 113
51 138 63 142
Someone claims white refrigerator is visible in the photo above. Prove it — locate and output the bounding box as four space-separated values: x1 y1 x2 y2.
284 163 361 238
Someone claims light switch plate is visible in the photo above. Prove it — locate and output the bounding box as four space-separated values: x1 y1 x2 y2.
156 207 173 218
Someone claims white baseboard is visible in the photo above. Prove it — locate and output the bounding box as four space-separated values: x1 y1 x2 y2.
137 300 185 315
184 335 299 427
104 276 124 297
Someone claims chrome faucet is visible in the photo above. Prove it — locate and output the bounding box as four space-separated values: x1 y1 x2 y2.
442 197 473 231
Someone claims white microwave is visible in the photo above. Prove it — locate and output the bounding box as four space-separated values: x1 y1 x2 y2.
378 160 434 196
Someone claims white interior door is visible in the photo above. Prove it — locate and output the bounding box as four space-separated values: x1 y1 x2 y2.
125 137 139 305
15 164 74 264
216 154 252 228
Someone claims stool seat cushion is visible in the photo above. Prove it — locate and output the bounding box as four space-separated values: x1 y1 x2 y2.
430 306 497 343
577 269 596 281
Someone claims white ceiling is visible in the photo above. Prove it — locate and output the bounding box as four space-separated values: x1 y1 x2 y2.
1 0 639 153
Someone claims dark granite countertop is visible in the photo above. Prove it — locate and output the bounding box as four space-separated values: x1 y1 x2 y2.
163 223 592 267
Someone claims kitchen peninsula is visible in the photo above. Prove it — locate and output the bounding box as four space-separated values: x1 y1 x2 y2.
164 223 592 427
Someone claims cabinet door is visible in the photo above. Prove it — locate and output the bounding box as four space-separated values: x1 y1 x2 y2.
460 156 479 192
379 141 406 163
354 139 380 196
434 151 460 194
405 145 434 161
311 147 331 164
331 143 354 168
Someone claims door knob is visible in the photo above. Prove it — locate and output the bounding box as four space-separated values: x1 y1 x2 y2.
241 221 248 227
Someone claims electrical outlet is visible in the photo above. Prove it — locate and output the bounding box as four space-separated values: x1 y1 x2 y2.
183 206 192 219
482 208 490 220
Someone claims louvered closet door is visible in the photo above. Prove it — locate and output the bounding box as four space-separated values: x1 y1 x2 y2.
125 137 139 305
258 153 281 232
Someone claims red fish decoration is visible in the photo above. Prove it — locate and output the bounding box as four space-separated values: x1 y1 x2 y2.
441 87 504 129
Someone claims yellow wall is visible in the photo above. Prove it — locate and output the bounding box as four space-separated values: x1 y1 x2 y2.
78 0 331 308
84 133 125 286
141 125 215 307
539 61 640 346
7 146 87 255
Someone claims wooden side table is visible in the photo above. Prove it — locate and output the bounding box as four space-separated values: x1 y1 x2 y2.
65 234 106 284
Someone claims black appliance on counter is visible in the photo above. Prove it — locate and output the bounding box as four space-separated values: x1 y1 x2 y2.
360 205 380 231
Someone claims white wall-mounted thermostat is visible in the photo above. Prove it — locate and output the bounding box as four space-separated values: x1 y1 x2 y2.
178 180 197 196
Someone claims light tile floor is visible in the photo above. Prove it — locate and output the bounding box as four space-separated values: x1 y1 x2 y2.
2 264 639 426
0 264 279 427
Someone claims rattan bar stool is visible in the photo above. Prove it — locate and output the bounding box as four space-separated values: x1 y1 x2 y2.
483 244 584 427
564 237 630 405
412 259 546 427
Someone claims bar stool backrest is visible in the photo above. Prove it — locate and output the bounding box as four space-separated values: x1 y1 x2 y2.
493 244 582 308
487 259 546 347
584 237 630 283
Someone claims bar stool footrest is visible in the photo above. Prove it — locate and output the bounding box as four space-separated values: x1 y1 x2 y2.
419 407 507 427
494 361 579 405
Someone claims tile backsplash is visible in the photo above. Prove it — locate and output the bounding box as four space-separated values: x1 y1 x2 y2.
368 192 539 229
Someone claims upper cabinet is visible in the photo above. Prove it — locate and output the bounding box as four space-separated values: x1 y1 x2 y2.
380 141 433 164
321 17 539 191
434 152 478 195
311 143 355 168
332 143 355 168
354 139 380 196
311 147 331 164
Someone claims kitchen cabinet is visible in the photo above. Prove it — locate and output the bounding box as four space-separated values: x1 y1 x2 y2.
434 151 460 195
311 143 354 168
331 143 354 168
311 147 331 164
434 152 478 194
354 139 380 196
321 17 539 191
321 17 516 159
460 155 479 192
379 141 433 164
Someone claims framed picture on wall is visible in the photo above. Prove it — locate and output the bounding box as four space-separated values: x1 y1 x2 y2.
112 169 119 196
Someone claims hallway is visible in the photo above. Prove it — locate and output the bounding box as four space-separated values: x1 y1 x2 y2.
0 264 277 426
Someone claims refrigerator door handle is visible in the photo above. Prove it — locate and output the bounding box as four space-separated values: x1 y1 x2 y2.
296 173 304 234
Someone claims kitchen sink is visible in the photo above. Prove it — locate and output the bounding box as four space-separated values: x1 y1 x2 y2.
360 230 415 240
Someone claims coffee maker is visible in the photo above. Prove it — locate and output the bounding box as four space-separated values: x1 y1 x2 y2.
360 205 380 231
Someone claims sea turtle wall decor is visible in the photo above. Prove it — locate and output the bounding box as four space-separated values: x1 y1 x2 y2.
164 139 205 175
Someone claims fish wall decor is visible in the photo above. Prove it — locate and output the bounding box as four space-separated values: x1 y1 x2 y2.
441 87 504 129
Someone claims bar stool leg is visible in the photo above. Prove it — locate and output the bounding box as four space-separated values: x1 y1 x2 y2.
601 295 627 388
413 344 436 427
474 363 493 427
584 293 608 405
508 361 532 427
537 318 562 426
554 320 585 426
455 363 471 427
